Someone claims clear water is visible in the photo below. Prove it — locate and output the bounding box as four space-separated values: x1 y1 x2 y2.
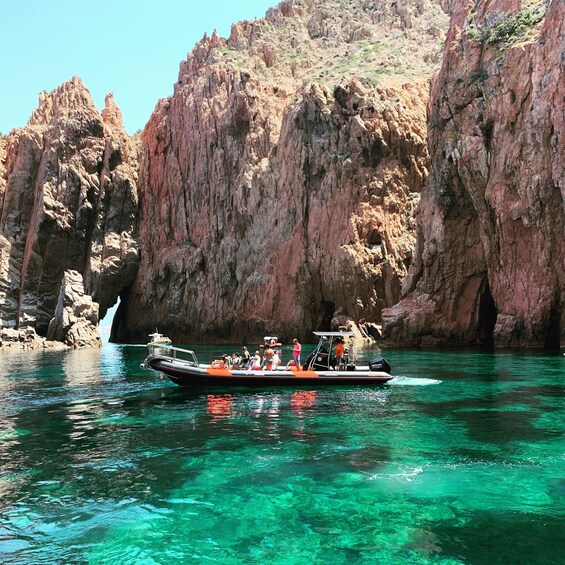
0 344 563 564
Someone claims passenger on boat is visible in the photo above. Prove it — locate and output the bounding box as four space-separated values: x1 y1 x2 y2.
251 351 262 370
292 338 302 366
334 339 345 370
263 346 275 370
222 353 232 368
232 352 241 369
272 351 280 369
241 346 251 368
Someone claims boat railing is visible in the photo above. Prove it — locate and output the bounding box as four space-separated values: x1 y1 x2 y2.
144 343 200 367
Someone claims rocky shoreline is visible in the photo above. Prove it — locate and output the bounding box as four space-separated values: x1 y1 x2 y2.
0 270 101 350
0 327 69 350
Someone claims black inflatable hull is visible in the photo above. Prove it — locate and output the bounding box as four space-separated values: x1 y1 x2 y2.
148 358 393 387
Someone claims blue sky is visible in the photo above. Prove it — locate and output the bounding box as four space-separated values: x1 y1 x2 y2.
1 0 276 135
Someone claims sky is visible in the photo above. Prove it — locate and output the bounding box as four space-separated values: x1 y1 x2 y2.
0 0 277 135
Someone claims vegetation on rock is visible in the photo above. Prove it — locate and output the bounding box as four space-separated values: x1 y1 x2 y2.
467 1 548 47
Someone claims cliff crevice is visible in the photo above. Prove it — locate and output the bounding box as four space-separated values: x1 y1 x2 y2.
119 0 450 343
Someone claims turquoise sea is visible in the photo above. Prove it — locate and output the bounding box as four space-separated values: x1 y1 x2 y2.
0 343 563 564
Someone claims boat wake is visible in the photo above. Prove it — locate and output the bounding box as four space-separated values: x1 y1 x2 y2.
388 376 441 386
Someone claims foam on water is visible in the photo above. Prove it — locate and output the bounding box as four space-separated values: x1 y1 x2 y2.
388 375 442 386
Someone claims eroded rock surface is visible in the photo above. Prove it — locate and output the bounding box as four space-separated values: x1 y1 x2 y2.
0 78 140 338
0 327 68 350
119 0 450 343
383 0 564 347
47 269 101 348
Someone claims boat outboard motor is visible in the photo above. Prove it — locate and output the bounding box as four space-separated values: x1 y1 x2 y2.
369 357 391 373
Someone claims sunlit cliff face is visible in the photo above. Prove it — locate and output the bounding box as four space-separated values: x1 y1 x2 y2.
0 77 140 338
118 0 451 343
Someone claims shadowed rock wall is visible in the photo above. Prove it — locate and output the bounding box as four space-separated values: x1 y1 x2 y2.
383 0 564 347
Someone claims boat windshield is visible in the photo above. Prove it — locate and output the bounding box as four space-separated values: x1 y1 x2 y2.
144 343 199 367
306 332 354 370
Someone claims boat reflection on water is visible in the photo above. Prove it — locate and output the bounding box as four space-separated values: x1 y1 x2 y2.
204 390 320 430
291 390 318 440
206 394 233 422
291 390 317 415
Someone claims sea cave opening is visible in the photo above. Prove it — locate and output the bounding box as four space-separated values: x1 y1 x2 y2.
109 289 131 344
477 280 497 348
317 300 335 332
544 296 561 350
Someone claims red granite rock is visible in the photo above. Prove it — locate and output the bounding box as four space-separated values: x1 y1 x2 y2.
383 0 564 347
0 77 139 336
120 0 450 343
46 269 101 348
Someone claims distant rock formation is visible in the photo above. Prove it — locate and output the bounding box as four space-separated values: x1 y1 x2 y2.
116 0 450 343
47 269 101 348
383 0 564 347
0 77 140 338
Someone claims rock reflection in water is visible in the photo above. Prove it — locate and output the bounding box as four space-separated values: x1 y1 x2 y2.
63 348 103 387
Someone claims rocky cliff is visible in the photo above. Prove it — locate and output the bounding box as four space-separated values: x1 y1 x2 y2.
5 0 559 349
47 269 101 348
117 0 450 343
383 0 564 347
0 78 139 341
